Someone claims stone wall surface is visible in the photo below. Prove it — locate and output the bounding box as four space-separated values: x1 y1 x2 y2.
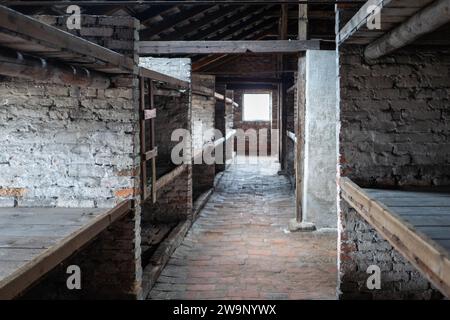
13 15 143 299
338 44 450 299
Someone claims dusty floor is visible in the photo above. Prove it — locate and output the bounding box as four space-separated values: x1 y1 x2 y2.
149 157 337 300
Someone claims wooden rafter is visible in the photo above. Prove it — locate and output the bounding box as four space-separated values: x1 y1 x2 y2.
140 5 214 40
162 5 242 41
184 5 270 40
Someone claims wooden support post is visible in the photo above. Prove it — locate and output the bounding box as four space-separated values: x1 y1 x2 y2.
290 3 314 231
148 79 157 203
278 4 288 169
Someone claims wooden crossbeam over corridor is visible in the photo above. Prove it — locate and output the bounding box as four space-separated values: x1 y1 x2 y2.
139 40 323 55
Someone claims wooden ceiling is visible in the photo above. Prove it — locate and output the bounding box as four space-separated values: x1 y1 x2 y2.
5 1 366 72
7 1 339 41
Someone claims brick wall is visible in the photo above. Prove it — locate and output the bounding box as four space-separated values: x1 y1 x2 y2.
192 75 216 200
338 45 450 299
233 89 278 156
284 86 296 185
13 15 143 299
141 58 193 223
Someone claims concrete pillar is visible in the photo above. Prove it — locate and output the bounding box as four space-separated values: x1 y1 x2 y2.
302 50 338 229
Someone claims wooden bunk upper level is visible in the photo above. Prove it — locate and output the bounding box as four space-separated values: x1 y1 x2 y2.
340 177 450 298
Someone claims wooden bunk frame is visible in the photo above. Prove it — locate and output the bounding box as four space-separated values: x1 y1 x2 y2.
340 177 450 298
0 200 134 299
138 67 190 204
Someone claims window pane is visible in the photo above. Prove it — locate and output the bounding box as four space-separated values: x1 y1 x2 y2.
243 94 271 121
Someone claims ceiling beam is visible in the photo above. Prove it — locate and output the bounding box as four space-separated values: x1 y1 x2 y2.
184 5 268 40
139 40 322 55
162 5 242 40
140 5 214 40
364 0 450 60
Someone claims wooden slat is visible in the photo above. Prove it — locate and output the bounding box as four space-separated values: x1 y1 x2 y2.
139 67 189 89
143 109 156 120
155 165 187 192
338 0 435 45
340 177 450 298
139 40 322 55
145 147 158 161
0 200 133 299
0 5 134 73
139 77 148 202
286 130 297 143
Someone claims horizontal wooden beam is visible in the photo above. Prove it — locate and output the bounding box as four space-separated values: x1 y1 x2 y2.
0 48 111 89
364 0 450 59
340 177 450 298
139 40 322 55
216 76 282 84
139 67 189 89
155 164 187 191
0 5 134 74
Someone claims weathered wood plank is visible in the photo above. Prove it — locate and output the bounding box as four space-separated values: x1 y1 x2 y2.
340 177 450 298
155 165 187 192
0 200 133 299
392 207 450 216
139 40 322 55
400 215 450 227
0 235 59 249
139 67 189 89
0 5 134 73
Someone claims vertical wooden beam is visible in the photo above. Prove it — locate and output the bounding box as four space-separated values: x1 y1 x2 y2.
148 79 157 203
278 3 288 167
291 3 314 231
139 77 148 202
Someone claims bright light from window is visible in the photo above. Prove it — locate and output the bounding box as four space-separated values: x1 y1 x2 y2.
243 93 271 121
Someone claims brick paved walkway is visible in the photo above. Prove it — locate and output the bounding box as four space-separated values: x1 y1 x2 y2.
148 157 337 300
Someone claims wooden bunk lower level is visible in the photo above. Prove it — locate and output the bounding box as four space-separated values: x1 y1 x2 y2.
0 200 133 299
340 178 450 298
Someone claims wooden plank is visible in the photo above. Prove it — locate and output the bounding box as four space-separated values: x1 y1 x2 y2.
286 130 297 143
0 5 134 73
144 109 156 120
391 207 450 216
400 215 450 227
0 200 133 299
372 197 450 207
145 148 158 162
364 189 450 198
338 0 435 45
214 92 225 101
364 0 450 59
155 165 187 192
154 89 181 97
0 209 103 226
139 77 148 202
0 235 59 249
139 67 189 89
416 226 450 240
139 40 322 55
340 177 450 298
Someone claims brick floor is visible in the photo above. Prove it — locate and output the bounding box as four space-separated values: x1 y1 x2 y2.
148 157 337 300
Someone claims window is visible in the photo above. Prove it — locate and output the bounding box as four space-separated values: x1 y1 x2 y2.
242 93 271 121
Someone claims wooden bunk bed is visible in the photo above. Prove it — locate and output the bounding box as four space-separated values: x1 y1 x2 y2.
340 177 450 298
0 200 134 299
